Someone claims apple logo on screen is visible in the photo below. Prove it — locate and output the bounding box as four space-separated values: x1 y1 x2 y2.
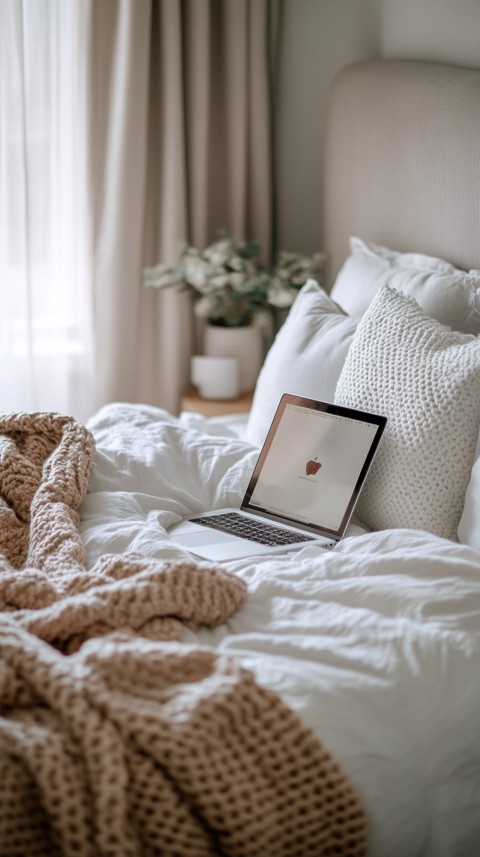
306 457 321 476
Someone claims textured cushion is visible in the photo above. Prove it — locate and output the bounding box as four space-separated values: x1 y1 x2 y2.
245 280 358 447
334 286 480 540
330 237 480 335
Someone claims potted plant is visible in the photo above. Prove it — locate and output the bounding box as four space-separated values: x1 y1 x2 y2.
143 232 323 392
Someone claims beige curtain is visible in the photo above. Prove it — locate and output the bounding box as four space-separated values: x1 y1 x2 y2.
87 0 279 416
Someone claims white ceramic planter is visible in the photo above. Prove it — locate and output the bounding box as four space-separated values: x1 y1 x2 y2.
190 355 240 400
204 324 263 393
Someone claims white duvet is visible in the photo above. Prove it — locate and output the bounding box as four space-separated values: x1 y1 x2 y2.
81 402 480 857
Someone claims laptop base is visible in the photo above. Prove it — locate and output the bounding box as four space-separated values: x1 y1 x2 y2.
169 509 336 561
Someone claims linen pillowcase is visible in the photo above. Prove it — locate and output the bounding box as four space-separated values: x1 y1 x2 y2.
330 236 480 335
457 431 480 550
245 280 358 448
334 285 480 541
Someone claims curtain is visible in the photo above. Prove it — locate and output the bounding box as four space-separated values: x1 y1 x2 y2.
0 0 94 421
88 0 280 415
1 0 279 419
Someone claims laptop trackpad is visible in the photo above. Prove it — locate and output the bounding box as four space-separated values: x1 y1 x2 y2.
175 530 238 548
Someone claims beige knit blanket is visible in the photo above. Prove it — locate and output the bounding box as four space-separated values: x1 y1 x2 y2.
0 411 367 856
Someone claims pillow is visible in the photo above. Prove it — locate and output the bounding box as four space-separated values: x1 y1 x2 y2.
330 236 480 335
245 280 358 448
334 285 480 541
457 431 480 550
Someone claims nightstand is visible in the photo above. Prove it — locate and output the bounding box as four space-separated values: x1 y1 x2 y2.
181 388 253 418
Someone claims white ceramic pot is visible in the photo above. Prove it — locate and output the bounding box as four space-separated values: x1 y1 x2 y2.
190 355 240 400
204 323 263 393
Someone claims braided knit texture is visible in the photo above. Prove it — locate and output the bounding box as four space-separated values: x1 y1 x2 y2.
335 286 480 539
0 412 246 650
0 411 367 856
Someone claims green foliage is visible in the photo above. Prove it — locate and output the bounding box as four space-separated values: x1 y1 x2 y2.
143 232 324 328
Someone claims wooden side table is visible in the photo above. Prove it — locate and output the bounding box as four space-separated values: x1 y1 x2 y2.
181 388 253 418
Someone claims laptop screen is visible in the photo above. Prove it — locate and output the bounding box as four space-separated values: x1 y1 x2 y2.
242 394 386 539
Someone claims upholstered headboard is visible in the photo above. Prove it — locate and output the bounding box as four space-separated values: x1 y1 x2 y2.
323 60 480 288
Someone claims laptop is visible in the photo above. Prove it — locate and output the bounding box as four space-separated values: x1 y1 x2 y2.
169 393 386 561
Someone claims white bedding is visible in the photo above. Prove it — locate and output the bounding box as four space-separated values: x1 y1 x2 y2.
81 402 480 857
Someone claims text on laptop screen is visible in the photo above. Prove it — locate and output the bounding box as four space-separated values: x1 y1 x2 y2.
246 403 379 533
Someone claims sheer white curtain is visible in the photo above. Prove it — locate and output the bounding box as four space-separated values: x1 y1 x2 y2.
0 0 94 420
0 0 278 420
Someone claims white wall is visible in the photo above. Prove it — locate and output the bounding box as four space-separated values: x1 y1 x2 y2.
381 0 480 67
275 0 379 255
276 0 480 257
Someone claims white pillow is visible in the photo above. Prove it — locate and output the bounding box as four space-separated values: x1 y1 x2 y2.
245 280 358 448
330 236 480 335
457 431 480 550
334 285 480 541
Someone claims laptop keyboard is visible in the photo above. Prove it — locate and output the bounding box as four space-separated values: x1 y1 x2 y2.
189 512 315 547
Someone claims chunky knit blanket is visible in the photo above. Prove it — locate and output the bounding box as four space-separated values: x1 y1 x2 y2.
0 412 366 857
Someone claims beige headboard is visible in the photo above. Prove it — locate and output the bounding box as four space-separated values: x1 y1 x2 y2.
323 59 480 288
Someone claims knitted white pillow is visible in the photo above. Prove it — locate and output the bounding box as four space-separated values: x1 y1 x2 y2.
334 285 480 540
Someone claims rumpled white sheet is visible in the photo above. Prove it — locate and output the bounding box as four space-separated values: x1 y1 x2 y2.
81 402 480 857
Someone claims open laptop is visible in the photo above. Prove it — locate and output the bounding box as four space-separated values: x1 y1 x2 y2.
169 393 386 561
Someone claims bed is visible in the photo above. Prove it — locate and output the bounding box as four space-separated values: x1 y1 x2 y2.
2 60 480 857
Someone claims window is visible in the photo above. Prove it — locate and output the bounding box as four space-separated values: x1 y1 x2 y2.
0 0 94 419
